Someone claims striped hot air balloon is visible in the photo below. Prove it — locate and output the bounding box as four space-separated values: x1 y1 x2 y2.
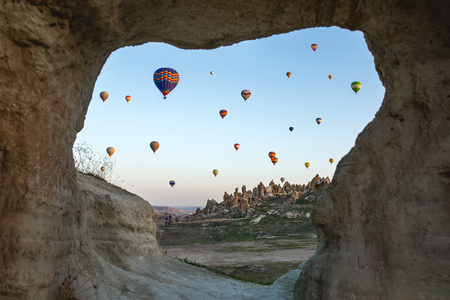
153 68 179 99
241 90 251 101
169 180 176 187
219 109 228 119
351 81 362 94
150 141 160 153
268 151 276 159
271 157 278 165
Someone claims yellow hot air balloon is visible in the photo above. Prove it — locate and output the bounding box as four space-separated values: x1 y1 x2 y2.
125 95 131 103
305 162 310 169
328 75 333 80
100 91 109 102
213 169 219 177
106 147 115 157
150 141 160 153
101 166 105 171
329 158 334 164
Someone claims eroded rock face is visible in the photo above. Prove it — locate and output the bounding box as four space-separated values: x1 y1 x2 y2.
0 1 449 299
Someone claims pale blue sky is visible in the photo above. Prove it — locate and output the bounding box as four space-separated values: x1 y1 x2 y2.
75 26 385 207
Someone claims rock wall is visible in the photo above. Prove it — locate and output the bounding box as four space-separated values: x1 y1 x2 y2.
0 1 449 299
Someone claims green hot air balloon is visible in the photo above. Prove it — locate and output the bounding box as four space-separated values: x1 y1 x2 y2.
351 81 362 94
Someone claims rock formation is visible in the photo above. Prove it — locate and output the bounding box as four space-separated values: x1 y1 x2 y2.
198 175 328 217
0 1 448 299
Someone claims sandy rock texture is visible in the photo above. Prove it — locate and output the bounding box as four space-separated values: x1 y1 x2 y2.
0 1 449 299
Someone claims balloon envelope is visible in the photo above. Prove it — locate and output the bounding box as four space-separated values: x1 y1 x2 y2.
219 109 228 119
100 91 108 102
234 143 240 151
289 127 294 132
351 81 362 94
281 177 285 183
210 71 214 75
106 147 115 157
101 167 105 171
271 157 278 165
329 158 334 164
241 90 251 101
316 118 322 125
125 95 131 102
150 141 160 153
213 169 219 177
169 180 176 187
328 75 333 80
305 162 310 169
268 151 276 158
286 72 292 78
311 44 318 51
153 68 179 99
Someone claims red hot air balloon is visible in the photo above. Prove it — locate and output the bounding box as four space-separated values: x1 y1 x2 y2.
311 44 318 51
219 109 228 119
234 143 240 151
125 95 131 103
286 72 292 78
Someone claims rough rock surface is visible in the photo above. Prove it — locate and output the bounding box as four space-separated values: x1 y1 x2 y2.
0 1 449 299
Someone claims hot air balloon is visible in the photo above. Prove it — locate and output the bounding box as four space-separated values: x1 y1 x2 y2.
305 162 310 169
241 90 251 101
281 177 285 183
153 67 179 99
271 157 278 165
101 167 105 172
316 118 322 125
125 95 131 103
268 151 276 159
351 81 362 94
169 180 176 187
286 72 292 78
234 143 240 151
329 158 334 164
210 71 214 75
219 109 228 119
289 127 294 132
213 169 219 177
100 91 109 102
311 44 318 51
150 141 160 153
328 75 333 80
106 147 115 157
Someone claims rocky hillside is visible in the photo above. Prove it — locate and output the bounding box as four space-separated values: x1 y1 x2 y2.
196 174 330 218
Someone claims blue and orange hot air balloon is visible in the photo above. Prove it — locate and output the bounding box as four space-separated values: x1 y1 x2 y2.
169 180 176 187
153 68 179 99
220 109 228 119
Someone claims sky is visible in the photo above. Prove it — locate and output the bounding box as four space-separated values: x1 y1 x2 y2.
75 26 385 207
